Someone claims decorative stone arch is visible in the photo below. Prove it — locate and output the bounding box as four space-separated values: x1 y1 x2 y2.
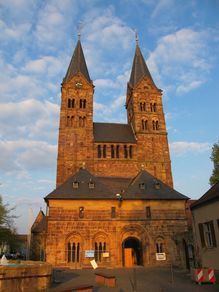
65 232 83 266
92 231 110 264
120 224 150 267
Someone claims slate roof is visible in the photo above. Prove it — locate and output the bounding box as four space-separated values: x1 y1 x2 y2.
31 212 47 233
191 181 219 210
129 44 157 88
63 40 91 83
45 168 188 201
93 123 137 143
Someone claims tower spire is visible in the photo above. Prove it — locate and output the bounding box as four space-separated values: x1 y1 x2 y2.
128 38 156 88
63 34 91 84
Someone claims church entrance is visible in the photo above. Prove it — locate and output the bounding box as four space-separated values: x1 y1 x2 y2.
122 237 143 267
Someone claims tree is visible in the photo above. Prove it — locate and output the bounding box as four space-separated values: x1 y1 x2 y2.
0 195 17 253
209 141 219 186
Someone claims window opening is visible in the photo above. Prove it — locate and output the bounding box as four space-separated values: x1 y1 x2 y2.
146 206 151 218
116 145 119 158
79 207 84 218
97 145 101 158
111 145 115 158
103 145 106 158
129 145 133 158
124 145 128 158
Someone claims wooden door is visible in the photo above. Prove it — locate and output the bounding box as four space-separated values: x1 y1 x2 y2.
124 248 133 267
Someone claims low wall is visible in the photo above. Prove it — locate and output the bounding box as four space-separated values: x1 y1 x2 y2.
0 261 52 292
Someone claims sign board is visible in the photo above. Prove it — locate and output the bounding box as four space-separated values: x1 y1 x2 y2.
90 259 98 269
102 252 109 258
85 250 94 258
156 253 166 261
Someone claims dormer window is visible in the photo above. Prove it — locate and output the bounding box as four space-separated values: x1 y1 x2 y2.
139 183 146 190
88 179 95 189
73 181 79 189
154 181 160 189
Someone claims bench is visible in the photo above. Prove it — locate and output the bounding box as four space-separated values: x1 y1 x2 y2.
95 270 116 288
61 284 93 292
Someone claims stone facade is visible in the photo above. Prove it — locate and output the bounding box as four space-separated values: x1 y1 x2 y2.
43 38 189 269
46 199 187 268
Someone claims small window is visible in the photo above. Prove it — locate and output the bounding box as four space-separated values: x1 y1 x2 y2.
88 179 95 189
73 181 79 188
103 145 106 158
139 183 145 190
72 99 75 108
203 221 217 248
124 145 128 158
154 181 160 189
146 206 151 218
68 98 71 108
116 145 119 158
129 145 132 158
156 242 163 253
153 103 156 112
111 145 115 158
111 207 116 218
97 145 101 158
79 207 84 218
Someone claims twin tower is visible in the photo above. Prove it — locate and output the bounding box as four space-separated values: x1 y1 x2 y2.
56 38 173 188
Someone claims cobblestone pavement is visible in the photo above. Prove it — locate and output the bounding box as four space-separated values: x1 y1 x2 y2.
49 267 219 292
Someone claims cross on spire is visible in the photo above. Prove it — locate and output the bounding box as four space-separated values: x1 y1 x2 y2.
135 30 139 46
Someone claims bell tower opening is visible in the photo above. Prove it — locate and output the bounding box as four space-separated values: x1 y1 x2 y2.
122 237 143 267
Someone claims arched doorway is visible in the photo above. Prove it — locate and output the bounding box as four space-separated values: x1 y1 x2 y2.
122 237 143 267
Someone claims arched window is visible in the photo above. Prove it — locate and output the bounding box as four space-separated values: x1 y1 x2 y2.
103 145 106 158
140 103 143 111
67 240 81 263
155 120 159 130
144 120 148 130
143 102 146 111
142 119 145 130
83 99 86 108
150 103 153 112
94 237 107 263
72 99 75 108
68 98 71 108
124 145 128 158
111 145 115 158
129 145 133 158
156 237 164 253
79 99 82 108
153 103 156 112
152 120 156 130
80 99 86 109
71 116 74 127
116 145 119 158
98 145 101 158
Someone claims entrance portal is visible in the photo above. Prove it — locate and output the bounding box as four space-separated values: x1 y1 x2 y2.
122 237 143 267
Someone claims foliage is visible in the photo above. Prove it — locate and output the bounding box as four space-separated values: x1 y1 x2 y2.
0 195 18 252
209 141 219 186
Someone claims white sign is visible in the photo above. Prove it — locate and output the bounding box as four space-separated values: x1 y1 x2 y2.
85 250 94 258
156 253 166 261
90 259 98 269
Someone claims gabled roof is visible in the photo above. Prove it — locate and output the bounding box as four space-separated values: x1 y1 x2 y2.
125 170 187 200
191 181 219 210
129 44 156 88
45 168 115 200
31 210 47 233
63 39 91 83
45 168 188 201
93 123 137 143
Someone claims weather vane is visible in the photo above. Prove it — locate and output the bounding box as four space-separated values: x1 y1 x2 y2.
77 21 84 40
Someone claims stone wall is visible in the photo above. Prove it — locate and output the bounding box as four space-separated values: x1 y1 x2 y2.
46 199 187 268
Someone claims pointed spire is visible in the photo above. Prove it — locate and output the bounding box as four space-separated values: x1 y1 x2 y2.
129 37 155 88
63 37 91 83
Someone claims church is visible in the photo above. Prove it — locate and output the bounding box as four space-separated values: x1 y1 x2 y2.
33 35 189 268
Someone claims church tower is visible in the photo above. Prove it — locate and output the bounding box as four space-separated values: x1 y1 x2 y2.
126 38 173 187
56 37 94 187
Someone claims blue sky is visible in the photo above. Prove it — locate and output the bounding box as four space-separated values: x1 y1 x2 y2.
0 0 219 234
